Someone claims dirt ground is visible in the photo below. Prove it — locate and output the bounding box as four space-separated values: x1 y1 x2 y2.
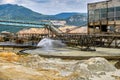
0 47 120 80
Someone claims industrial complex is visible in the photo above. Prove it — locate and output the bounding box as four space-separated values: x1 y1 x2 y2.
88 0 120 33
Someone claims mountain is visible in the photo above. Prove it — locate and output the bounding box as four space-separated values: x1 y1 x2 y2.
0 4 49 20
0 4 87 32
54 13 80 19
53 13 87 26
66 14 87 26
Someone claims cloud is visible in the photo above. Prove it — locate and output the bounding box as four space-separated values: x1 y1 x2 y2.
0 0 25 5
33 0 50 3
3 0 15 3
1 0 18 4
0 0 106 15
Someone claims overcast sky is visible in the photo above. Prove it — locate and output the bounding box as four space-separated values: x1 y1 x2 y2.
0 0 106 15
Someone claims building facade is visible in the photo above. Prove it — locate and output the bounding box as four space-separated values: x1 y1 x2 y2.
88 0 120 33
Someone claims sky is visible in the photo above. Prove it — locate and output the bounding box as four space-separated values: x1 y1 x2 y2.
0 0 106 15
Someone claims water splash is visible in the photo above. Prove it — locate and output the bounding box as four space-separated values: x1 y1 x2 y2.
37 38 66 51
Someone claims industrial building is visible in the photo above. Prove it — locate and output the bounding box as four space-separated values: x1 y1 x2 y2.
88 0 120 33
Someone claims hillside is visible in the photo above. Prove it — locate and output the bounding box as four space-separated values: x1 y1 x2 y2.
54 13 87 26
0 4 46 20
54 13 80 19
66 14 87 26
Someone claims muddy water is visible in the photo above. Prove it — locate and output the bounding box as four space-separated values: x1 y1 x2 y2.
24 47 120 57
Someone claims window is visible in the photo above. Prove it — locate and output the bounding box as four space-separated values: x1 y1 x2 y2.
115 17 120 20
116 7 120 11
100 8 107 20
108 7 114 12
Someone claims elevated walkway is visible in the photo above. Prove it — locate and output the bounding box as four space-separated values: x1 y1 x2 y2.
0 19 63 34
0 19 49 27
